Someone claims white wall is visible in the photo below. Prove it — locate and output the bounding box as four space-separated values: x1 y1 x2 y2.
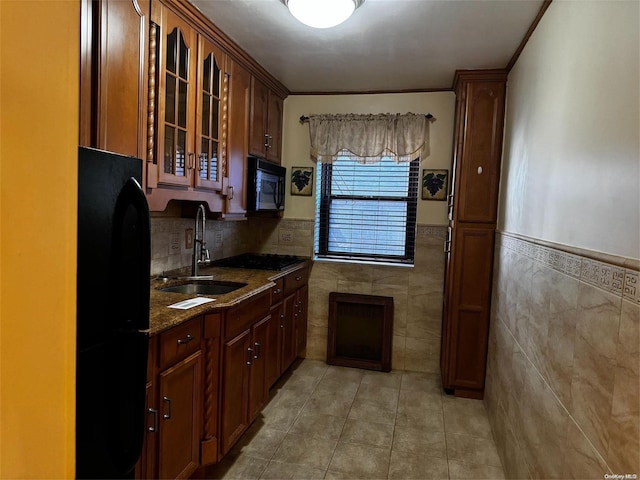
281 92 456 224
499 0 639 260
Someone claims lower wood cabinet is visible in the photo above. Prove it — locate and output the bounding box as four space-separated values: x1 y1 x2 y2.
248 315 270 422
140 316 203 480
138 266 309 478
266 301 283 388
201 313 222 466
267 265 310 388
219 291 270 456
158 351 202 479
441 223 496 397
294 284 308 357
281 293 297 372
220 328 251 455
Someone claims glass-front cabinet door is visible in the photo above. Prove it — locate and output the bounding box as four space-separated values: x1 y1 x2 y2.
195 37 226 190
157 9 196 187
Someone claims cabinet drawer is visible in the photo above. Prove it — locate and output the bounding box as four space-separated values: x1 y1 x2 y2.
270 278 284 305
283 266 309 297
225 290 270 340
159 317 203 371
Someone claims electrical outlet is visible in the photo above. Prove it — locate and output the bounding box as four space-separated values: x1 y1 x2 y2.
170 233 180 253
281 232 293 243
185 228 194 249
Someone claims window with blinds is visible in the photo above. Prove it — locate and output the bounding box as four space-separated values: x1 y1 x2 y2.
314 151 419 264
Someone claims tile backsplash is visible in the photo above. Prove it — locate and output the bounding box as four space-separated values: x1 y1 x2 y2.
150 212 447 374
485 232 639 478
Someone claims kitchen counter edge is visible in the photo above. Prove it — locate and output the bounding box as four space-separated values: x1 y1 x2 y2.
148 259 310 335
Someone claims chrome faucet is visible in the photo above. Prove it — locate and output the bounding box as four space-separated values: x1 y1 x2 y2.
191 204 210 277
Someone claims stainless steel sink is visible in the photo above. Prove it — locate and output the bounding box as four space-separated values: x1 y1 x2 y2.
158 280 247 295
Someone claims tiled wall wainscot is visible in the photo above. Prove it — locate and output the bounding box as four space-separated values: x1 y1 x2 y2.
485 232 639 479
151 213 448 373
300 223 447 374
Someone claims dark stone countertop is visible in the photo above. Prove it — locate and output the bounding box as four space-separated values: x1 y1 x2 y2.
148 260 309 336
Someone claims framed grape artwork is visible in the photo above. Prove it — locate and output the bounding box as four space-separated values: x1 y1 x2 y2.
291 166 314 196
421 169 448 200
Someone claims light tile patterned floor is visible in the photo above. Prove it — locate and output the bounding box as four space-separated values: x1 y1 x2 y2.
204 359 505 480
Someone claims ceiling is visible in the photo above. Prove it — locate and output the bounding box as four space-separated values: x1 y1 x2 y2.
189 0 545 93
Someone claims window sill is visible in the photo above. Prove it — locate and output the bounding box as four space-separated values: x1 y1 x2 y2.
313 256 414 268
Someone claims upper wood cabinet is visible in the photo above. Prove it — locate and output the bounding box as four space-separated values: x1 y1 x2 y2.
195 37 226 191
156 7 197 188
80 0 149 162
455 80 506 223
82 0 289 212
224 59 251 218
153 5 225 191
440 70 507 400
249 77 284 163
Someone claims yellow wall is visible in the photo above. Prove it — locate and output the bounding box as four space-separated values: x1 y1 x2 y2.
0 1 79 477
281 92 456 225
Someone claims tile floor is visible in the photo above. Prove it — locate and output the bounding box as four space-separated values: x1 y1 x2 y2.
204 359 505 480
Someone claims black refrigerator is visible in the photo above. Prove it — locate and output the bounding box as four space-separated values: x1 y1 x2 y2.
76 147 150 479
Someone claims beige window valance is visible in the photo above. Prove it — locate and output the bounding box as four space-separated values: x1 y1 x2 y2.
307 113 429 163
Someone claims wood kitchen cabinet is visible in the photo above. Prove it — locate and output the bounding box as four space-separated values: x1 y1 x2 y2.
281 294 298 373
145 0 227 212
440 70 507 399
249 77 284 163
267 265 310 388
158 351 202 479
224 59 251 218
247 315 270 421
220 317 269 455
219 291 270 455
80 0 149 163
294 284 308 357
154 4 197 188
266 300 283 388
200 313 221 466
137 336 158 480
82 0 288 211
139 317 203 480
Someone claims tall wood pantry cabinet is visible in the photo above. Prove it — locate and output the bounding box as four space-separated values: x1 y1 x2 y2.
440 70 507 399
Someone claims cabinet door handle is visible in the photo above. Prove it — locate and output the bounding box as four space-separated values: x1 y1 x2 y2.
254 342 261 359
280 313 285 328
162 396 172 420
177 334 194 345
268 134 273 148
188 152 195 170
264 133 269 148
295 276 302 281
228 185 234 200
148 408 158 432
247 347 253 365
273 288 281 295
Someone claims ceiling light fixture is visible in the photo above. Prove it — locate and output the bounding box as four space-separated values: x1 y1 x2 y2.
284 0 364 29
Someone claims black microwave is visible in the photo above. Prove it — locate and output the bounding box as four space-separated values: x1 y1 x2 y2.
247 157 286 212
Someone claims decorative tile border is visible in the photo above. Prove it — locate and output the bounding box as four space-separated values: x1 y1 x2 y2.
417 224 448 239
624 270 639 302
498 232 639 303
279 219 314 231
